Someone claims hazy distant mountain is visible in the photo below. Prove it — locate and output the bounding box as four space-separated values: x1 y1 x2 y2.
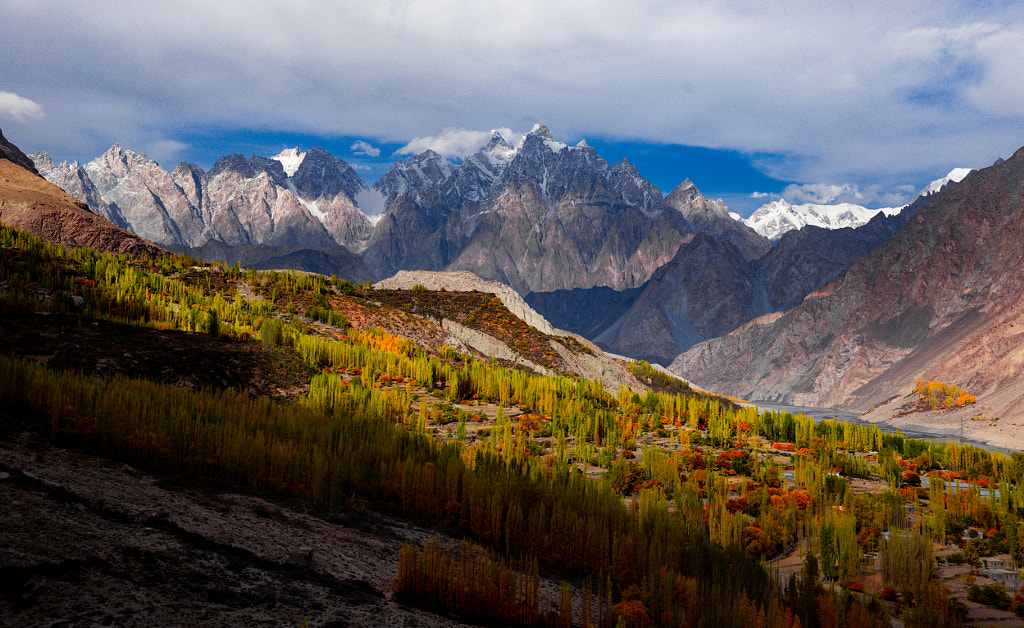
670 146 1024 422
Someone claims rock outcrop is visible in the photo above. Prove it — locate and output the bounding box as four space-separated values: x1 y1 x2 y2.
375 269 562 336
374 269 646 392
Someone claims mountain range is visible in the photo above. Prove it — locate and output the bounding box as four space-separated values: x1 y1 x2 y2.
29 124 976 371
670 148 1024 425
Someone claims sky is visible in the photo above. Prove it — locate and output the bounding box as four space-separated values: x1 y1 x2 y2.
2 1 1022 217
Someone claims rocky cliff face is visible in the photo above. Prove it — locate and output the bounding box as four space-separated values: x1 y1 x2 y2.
365 125 718 293
670 145 1024 421
31 146 374 252
363 125 772 294
444 126 697 293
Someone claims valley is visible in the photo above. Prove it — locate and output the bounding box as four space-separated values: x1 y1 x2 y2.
4 126 1024 627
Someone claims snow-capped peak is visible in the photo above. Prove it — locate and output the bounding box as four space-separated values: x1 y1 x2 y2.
529 123 554 140
272 148 306 177
918 167 973 197
479 131 518 165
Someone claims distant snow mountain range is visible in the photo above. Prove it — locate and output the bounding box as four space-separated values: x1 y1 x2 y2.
742 168 973 242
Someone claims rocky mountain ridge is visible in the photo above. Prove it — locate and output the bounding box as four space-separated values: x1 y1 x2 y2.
33 125 770 296
1 136 163 259
373 125 769 294
31 145 374 253
670 145 1024 426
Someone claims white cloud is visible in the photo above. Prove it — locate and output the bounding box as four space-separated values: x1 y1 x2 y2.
782 182 917 207
783 183 864 205
397 127 523 158
751 191 773 199
351 140 380 158
352 163 372 171
0 91 44 121
2 2 1021 187
145 139 187 166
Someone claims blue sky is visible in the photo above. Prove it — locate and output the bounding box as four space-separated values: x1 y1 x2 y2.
2 1 1023 217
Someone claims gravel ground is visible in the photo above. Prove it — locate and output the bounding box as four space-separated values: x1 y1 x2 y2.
0 433 477 627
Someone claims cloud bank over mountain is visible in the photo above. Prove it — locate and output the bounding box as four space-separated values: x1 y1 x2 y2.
2 1 1022 203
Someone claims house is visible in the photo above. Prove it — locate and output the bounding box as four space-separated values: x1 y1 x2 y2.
980 555 1020 589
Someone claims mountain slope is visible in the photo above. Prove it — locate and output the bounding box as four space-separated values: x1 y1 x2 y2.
0 128 40 175
562 204 919 365
1 140 163 258
670 145 1024 423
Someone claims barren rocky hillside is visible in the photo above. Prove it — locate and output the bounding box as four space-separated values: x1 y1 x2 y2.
671 146 1024 432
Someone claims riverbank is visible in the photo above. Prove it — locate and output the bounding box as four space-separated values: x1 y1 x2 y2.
753 394 1021 454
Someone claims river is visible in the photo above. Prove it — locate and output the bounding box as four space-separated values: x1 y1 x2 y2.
751 402 1017 454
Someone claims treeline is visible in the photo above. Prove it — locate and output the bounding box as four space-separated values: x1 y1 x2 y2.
7 223 1012 624
0 352 811 626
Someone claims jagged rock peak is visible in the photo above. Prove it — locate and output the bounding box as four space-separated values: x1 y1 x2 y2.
613 158 641 177
374 148 456 197
529 123 554 140
666 179 714 208
173 161 206 178
478 131 517 163
208 153 253 178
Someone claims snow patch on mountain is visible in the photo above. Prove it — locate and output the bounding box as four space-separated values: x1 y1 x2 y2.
272 148 306 177
544 139 569 153
284 179 328 224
